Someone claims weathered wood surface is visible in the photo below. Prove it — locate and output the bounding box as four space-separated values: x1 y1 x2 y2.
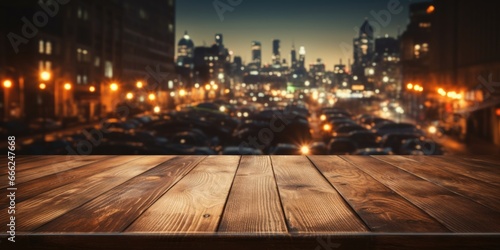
1 155 499 250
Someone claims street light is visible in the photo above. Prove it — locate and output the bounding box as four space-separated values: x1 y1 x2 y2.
407 83 413 90
39 83 47 90
64 83 72 90
89 86 96 92
136 81 143 89
126 92 134 100
3 80 12 88
110 83 118 91
40 71 51 81
148 93 156 101
179 89 186 97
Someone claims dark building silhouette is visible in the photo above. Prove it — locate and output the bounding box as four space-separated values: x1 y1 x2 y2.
0 0 176 120
290 44 297 70
429 0 500 145
250 41 262 69
400 2 432 91
176 31 194 83
272 39 281 67
352 19 375 78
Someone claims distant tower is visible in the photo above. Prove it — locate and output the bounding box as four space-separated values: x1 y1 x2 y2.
177 31 195 67
215 33 223 48
272 39 281 66
291 43 297 69
298 46 306 69
251 41 262 68
352 19 375 75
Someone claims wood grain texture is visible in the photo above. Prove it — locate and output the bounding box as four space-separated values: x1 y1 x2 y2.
126 156 240 233
342 156 500 232
0 156 146 230
374 155 500 211
309 155 449 232
270 156 368 233
218 156 287 233
406 156 500 186
0 155 130 207
438 156 500 174
36 156 202 232
0 155 108 188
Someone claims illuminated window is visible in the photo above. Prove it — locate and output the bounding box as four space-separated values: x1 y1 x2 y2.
168 24 174 33
39 60 44 71
39 40 44 54
45 41 52 55
427 5 435 14
83 75 88 84
77 7 82 19
104 61 113 78
77 48 82 62
94 57 100 67
45 61 51 71
139 9 148 19
77 75 82 84
419 22 431 28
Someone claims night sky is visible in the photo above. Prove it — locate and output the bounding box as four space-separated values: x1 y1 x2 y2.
176 0 428 70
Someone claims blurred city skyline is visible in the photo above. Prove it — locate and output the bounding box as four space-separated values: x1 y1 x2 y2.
176 0 427 70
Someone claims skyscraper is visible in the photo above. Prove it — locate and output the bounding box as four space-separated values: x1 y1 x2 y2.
352 19 375 76
272 39 281 66
291 44 297 69
177 31 195 67
251 41 262 68
299 46 306 69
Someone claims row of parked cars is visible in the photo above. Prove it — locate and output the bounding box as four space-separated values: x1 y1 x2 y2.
317 107 444 155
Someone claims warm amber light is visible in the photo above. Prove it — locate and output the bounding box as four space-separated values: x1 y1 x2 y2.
3 80 12 88
136 81 143 89
64 83 72 90
126 92 134 100
205 84 211 90
148 93 156 101
212 84 219 90
179 89 186 97
154 106 161 113
496 108 500 117
110 83 118 91
300 146 310 155
323 124 332 132
407 83 413 90
89 86 96 92
40 71 51 81
427 5 435 14
39 83 47 90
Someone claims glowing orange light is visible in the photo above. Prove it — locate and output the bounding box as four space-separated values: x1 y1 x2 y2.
427 5 435 14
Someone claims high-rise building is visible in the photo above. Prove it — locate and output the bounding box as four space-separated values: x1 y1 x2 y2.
177 31 195 67
251 41 262 68
272 39 281 66
0 0 176 120
215 33 223 48
352 19 375 77
298 46 306 69
291 44 297 69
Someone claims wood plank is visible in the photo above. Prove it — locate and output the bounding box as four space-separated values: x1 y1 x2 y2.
218 156 287 233
308 155 449 232
0 155 109 188
38 156 205 232
126 156 240 233
441 156 500 174
342 156 500 232
270 155 368 233
0 156 133 206
406 156 500 186
0 156 148 230
374 155 500 211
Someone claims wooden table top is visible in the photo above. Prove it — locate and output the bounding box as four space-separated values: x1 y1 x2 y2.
1 155 500 249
